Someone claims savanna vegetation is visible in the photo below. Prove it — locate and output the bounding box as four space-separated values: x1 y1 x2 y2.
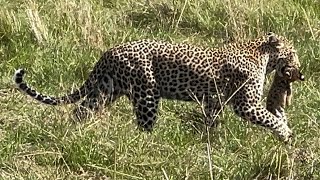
0 0 319 179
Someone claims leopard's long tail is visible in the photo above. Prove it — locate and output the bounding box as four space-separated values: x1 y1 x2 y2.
13 69 87 105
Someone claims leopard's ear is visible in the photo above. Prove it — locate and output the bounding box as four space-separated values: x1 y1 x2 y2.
267 32 284 49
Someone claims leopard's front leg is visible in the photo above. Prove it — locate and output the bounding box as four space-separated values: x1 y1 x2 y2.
232 85 293 143
202 97 224 127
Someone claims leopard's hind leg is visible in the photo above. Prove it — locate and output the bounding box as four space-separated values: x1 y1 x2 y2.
73 74 123 120
203 97 224 127
131 87 161 132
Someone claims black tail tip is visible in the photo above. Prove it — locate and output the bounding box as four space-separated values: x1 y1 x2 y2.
13 68 26 84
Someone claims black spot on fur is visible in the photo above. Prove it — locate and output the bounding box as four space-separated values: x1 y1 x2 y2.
134 92 140 99
147 111 154 117
142 107 149 113
26 89 36 96
169 87 176 92
139 99 146 105
147 120 153 126
137 104 143 111
15 77 23 84
146 103 154 108
134 86 140 92
142 114 148 121
35 95 43 101
140 91 147 97
43 99 53 104
19 83 28 90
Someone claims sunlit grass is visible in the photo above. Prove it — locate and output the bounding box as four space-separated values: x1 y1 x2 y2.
0 0 319 179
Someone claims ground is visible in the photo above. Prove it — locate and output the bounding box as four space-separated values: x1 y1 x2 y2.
0 0 320 179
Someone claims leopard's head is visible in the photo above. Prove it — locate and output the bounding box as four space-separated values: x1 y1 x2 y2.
264 32 302 77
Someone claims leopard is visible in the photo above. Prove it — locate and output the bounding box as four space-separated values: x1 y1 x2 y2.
266 65 305 123
13 32 302 143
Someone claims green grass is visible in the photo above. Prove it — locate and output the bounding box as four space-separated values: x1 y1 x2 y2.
0 0 319 179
